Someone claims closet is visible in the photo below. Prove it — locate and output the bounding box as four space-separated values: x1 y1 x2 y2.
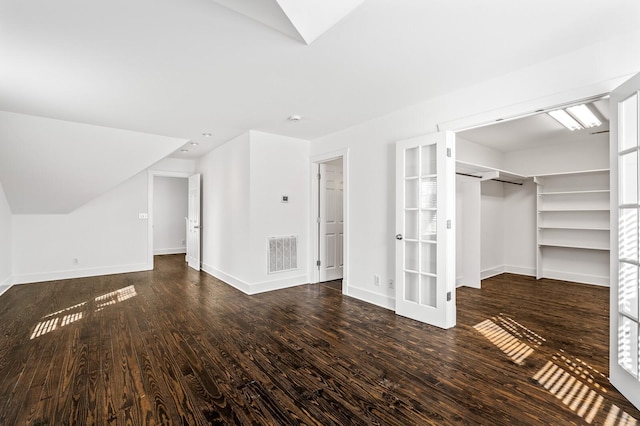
454 98 610 288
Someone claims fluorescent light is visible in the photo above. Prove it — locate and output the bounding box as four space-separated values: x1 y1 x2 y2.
548 109 582 131
566 104 601 128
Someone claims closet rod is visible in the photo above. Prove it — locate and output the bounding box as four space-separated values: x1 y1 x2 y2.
455 172 523 186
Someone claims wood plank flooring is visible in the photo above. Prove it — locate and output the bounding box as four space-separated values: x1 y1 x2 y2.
0 255 639 425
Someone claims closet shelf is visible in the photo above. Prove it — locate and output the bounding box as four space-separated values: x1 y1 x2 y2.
539 242 610 251
538 226 610 231
456 161 528 185
539 208 610 212
533 168 609 178
539 190 610 195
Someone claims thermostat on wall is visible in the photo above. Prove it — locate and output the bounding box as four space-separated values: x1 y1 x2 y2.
281 195 289 203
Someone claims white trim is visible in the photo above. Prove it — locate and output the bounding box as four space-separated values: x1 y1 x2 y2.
12 263 151 285
201 262 307 295
541 269 609 287
309 149 350 297
481 266 505 280
147 170 192 270
439 76 631 133
344 285 395 311
0 275 12 296
504 265 536 277
154 248 186 255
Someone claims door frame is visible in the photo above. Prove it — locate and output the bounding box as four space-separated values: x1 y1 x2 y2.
310 148 350 292
147 170 192 270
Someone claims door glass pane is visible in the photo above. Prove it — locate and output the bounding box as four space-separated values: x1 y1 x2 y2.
620 152 638 205
405 211 418 240
405 272 419 303
420 242 436 274
421 144 436 175
620 93 639 152
619 208 639 262
405 242 418 272
619 262 639 319
405 179 418 209
619 315 639 378
420 275 437 307
420 210 437 241
405 147 419 177
420 177 437 209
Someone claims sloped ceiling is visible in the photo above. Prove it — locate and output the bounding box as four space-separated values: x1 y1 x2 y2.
0 112 186 214
0 0 639 212
210 0 365 44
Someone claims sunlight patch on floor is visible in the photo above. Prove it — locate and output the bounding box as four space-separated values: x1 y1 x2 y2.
473 314 544 365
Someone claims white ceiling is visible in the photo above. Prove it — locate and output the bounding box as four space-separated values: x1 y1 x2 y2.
459 99 611 152
0 0 638 213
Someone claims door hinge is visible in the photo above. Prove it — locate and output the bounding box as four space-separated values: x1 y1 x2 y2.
316 260 321 267
316 217 321 224
318 173 321 180
447 291 452 301
446 219 452 229
446 147 452 158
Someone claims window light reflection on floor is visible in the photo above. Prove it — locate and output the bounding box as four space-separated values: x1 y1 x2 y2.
30 285 137 339
473 313 545 365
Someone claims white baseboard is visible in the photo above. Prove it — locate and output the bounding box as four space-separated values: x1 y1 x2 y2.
12 263 152 285
153 248 186 255
0 275 12 296
481 266 505 280
201 263 308 295
541 269 609 287
344 285 395 311
504 265 536 277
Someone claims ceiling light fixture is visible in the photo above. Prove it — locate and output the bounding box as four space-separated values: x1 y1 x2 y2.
548 103 601 131
288 115 302 121
548 109 584 131
190 142 199 146
566 104 601 128
180 149 189 152
202 132 212 137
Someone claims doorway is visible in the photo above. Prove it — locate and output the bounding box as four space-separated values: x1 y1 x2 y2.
310 150 349 289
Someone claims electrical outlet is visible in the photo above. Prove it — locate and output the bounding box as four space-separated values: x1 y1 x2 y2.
374 275 380 286
73 258 79 265
181 240 186 246
138 213 148 219
388 279 394 288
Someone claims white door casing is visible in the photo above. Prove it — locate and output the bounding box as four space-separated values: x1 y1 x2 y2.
610 72 640 410
319 163 344 282
187 174 201 271
395 131 456 329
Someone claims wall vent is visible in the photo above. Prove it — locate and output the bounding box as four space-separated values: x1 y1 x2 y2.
268 236 298 274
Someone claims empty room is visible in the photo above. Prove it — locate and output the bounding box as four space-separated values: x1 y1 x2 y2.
1 1 640 424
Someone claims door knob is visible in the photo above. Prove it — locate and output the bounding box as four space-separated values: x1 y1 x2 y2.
395 234 403 240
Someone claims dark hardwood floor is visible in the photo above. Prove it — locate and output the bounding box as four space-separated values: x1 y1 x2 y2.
0 255 638 425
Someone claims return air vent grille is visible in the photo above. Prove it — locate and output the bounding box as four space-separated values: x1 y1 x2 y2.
268 236 298 274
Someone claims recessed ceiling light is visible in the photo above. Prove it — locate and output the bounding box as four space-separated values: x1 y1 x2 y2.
190 142 199 146
548 109 582 131
202 132 212 137
566 104 601 128
180 149 189 152
288 115 302 121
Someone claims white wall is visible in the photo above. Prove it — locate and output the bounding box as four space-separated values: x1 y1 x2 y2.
153 177 188 255
198 132 251 285
0 182 12 290
310 35 640 309
503 180 537 276
12 171 150 284
480 181 505 278
504 137 609 176
198 131 310 294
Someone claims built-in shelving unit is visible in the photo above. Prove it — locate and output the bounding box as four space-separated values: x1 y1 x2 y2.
456 161 528 185
534 169 610 286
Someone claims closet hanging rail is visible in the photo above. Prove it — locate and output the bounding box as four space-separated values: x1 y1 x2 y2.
455 172 523 185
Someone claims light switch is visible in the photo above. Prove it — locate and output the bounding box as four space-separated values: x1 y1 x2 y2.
281 195 289 203
139 213 148 219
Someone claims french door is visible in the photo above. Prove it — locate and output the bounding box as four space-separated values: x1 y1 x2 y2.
395 131 456 329
611 72 640 410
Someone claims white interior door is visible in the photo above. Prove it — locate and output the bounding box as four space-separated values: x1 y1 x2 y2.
186 174 201 271
395 131 456 329
611 72 640 410
319 162 344 281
